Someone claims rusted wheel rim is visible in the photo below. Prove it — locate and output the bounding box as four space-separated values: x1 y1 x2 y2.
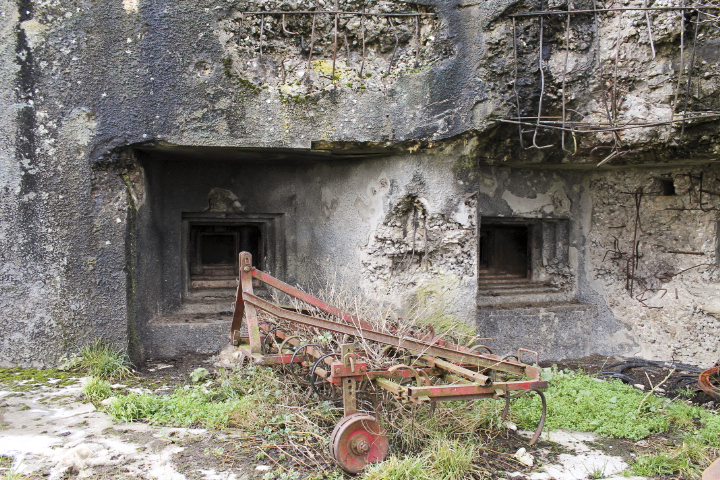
330 413 389 474
699 366 720 400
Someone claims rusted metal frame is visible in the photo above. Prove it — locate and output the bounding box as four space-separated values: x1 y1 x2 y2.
627 188 643 295
372 377 548 402
511 17 525 148
251 268 373 329
406 379 549 399
262 325 366 388
699 366 720 400
247 291 532 378
360 6 366 77
591 0 623 166
668 0 686 142
240 254 262 353
374 378 406 397
681 12 702 140
415 9 421 68
495 115 720 132
245 327 331 369
644 0 656 58
306 11 318 78
366 367 440 381
243 292 536 378
236 347 306 365
272 330 339 369
282 14 298 35
259 14 265 62
612 13 622 124
344 32 351 65
531 2 554 150
247 291 532 377
341 344 358 415
511 6 720 17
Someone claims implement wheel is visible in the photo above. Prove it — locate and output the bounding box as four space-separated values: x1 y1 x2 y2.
330 413 389 474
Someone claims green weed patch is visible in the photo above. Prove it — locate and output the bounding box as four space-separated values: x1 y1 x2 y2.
107 385 242 430
512 369 672 439
64 340 131 379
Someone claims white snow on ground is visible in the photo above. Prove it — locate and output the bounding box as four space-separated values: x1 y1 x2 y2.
511 429 647 480
0 378 199 480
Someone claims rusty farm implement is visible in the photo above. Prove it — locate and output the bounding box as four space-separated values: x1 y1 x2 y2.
230 252 548 473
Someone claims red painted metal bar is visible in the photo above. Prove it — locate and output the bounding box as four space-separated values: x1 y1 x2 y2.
243 292 536 378
407 380 549 399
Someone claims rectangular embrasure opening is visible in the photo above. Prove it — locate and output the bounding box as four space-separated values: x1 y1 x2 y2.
479 224 530 279
188 223 264 291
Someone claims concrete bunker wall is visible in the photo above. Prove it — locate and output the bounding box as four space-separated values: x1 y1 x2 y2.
128 149 661 363
132 149 484 359
1 0 720 367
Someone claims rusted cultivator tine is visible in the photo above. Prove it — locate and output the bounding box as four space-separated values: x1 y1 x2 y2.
502 389 547 445
231 252 548 473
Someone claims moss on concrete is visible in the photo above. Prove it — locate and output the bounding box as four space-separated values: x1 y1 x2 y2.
0 368 78 391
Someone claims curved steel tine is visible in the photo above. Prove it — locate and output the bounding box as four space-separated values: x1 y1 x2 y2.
310 352 342 400
501 394 512 423
529 390 547 446
262 327 282 354
278 335 302 354
501 389 547 446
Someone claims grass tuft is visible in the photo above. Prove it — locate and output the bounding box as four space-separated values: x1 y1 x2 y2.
362 435 480 480
425 436 478 480
82 377 113 404
65 339 131 379
362 455 429 480
0 473 25 480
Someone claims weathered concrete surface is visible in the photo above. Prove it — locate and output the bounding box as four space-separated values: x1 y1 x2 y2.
585 166 720 366
0 0 719 366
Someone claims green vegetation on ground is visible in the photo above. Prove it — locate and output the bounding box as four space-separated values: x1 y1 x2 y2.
511 368 720 478
64 339 132 379
4 348 719 479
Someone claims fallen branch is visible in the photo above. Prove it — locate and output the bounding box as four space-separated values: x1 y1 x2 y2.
638 368 675 413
